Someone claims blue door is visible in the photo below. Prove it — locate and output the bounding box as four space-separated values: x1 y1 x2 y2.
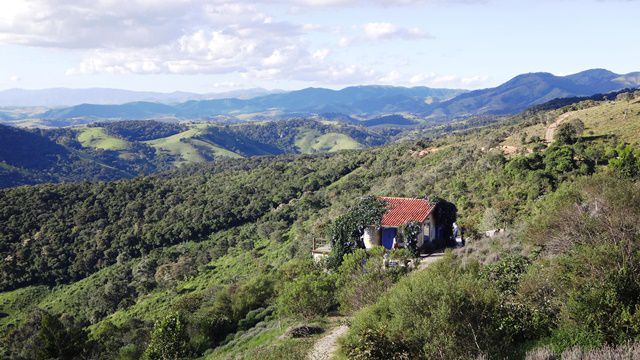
381 228 397 249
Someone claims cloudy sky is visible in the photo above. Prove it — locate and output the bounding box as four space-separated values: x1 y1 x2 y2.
0 0 638 92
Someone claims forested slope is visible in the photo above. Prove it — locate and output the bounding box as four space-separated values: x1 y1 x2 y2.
0 119 394 188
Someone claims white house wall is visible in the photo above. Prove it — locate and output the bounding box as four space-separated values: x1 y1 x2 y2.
362 226 381 249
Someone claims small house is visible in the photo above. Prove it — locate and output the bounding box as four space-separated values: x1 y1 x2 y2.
361 197 439 250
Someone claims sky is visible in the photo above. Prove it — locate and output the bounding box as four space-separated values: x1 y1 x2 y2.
0 0 638 93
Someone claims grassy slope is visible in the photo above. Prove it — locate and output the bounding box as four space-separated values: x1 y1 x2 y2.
562 97 640 143
77 127 130 150
502 96 640 150
144 125 242 165
295 129 363 154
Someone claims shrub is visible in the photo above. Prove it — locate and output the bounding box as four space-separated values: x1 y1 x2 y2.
142 313 189 360
554 122 581 145
276 272 337 319
342 254 519 359
398 221 421 256
336 248 407 313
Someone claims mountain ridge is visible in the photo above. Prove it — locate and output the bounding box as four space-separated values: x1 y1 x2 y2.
0 87 284 107
27 69 639 123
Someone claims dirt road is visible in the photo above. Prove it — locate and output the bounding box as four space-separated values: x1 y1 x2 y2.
545 112 572 143
307 324 349 360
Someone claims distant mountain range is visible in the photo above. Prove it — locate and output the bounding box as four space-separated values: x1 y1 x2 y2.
2 69 639 124
37 85 464 122
430 69 640 116
0 87 283 107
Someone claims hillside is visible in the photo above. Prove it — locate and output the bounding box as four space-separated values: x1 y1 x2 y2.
500 90 640 152
2 91 640 359
0 124 131 187
0 119 394 187
428 69 640 117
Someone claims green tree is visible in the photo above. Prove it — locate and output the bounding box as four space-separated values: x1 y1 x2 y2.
37 313 89 360
328 196 387 268
554 120 583 145
142 314 189 360
609 144 640 178
398 221 422 256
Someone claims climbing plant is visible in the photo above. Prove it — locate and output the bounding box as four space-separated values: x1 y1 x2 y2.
328 196 388 269
428 196 458 247
398 221 422 256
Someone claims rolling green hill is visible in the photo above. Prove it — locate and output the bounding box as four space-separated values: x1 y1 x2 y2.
0 119 394 188
77 127 131 150
295 130 364 153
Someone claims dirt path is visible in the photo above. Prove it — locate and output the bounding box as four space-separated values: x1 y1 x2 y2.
545 112 572 143
306 253 444 360
307 324 349 360
417 252 445 271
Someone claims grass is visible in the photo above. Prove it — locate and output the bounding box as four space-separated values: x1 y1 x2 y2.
144 125 241 165
204 319 318 360
77 127 130 150
561 99 640 144
0 286 49 331
502 96 640 151
295 129 363 154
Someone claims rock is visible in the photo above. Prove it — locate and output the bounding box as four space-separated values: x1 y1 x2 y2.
282 324 324 338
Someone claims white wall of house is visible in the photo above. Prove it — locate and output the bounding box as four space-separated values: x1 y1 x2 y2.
362 226 381 249
419 214 437 247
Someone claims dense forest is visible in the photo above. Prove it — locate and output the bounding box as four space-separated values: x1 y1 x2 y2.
1 92 640 359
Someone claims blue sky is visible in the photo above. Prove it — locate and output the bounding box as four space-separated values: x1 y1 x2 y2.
0 0 638 93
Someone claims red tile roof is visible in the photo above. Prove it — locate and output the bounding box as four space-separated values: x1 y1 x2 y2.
379 197 436 227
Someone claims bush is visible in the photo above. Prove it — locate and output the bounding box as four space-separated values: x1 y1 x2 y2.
398 221 421 256
142 314 189 360
336 248 407 313
3 310 90 360
342 254 521 359
276 272 337 319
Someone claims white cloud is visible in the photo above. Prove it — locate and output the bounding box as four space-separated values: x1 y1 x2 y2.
0 1 477 87
379 70 402 83
409 72 489 88
312 48 330 60
294 0 486 6
363 22 431 40
338 36 352 47
9 75 21 82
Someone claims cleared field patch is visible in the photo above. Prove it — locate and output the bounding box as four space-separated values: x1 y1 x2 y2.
144 125 241 165
560 99 640 144
500 95 640 151
501 122 547 149
77 127 130 150
295 129 363 153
